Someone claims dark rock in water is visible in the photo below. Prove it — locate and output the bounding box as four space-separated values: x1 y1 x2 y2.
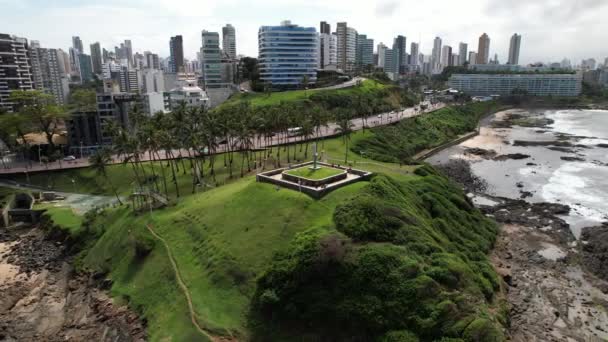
560 156 586 162
597 144 608 148
435 159 488 192
548 146 577 153
494 153 530 161
526 162 537 166
516 182 524 188
464 148 497 159
519 191 533 199
513 140 573 147
480 198 573 243
580 223 608 281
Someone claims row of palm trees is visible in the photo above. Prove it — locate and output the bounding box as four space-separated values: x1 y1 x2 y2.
89 101 359 201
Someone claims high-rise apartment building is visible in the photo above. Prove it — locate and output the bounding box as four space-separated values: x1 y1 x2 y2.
79 54 93 83
258 21 318 87
169 35 184 73
124 40 133 66
142 68 165 93
383 49 394 75
201 30 224 88
320 21 331 35
57 49 71 75
458 42 468 66
508 33 522 65
356 34 374 68
468 51 477 66
431 37 442 73
144 51 160 69
391 35 407 74
441 45 453 67
119 66 139 93
0 34 34 112
476 33 490 65
72 36 83 53
222 24 237 59
90 42 103 75
319 33 337 69
30 45 70 105
377 43 387 68
409 42 419 66
336 22 357 72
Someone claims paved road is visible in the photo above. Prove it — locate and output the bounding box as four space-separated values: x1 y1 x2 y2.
0 102 444 174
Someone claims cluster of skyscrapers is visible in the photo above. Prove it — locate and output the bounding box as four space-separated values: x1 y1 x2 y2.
255 21 527 87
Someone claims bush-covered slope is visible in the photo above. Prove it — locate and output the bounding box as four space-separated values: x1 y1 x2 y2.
46 164 504 341
250 167 505 341
352 102 506 163
218 79 417 119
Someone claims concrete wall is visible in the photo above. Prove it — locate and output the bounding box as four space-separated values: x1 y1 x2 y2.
206 87 236 108
257 162 373 199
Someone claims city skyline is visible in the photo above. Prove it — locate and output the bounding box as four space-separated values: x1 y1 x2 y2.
2 0 607 65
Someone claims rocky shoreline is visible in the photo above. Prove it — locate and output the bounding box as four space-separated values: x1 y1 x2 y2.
0 225 146 341
432 108 608 341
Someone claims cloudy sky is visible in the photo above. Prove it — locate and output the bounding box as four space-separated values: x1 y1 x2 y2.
2 0 607 65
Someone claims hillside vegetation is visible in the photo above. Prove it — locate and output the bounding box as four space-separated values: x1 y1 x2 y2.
250 167 505 341
218 79 417 118
352 101 506 163
27 103 509 341
44 164 507 341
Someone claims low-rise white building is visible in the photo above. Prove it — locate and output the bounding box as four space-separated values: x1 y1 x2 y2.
165 73 210 109
448 73 582 97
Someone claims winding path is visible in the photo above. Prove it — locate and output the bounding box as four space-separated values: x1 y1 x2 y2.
145 223 236 342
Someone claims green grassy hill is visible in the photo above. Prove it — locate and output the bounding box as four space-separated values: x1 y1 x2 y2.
25 103 510 341
54 164 506 341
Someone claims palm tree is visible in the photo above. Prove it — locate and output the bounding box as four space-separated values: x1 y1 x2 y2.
334 113 355 164
89 148 123 205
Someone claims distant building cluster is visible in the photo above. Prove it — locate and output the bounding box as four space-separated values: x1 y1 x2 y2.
1 19 606 155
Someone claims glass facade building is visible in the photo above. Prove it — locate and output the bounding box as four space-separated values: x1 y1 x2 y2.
258 21 318 88
201 31 223 89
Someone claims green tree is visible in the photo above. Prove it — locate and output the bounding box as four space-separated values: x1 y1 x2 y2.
89 148 123 204
334 112 355 164
68 89 97 112
9 90 68 155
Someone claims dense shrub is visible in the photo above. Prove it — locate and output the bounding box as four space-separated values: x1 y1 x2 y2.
250 172 503 341
352 102 506 163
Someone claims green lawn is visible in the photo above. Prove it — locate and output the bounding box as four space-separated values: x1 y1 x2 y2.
223 79 387 107
284 165 344 180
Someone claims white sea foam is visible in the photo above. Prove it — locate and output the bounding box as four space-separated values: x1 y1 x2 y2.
542 162 608 233
579 138 608 145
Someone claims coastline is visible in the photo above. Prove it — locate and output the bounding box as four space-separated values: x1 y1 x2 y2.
427 107 608 341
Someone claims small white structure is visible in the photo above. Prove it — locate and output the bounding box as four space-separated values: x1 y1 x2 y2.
165 73 210 110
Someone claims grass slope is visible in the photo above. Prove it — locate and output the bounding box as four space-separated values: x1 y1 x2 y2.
77 177 370 340
223 79 388 107
352 101 507 163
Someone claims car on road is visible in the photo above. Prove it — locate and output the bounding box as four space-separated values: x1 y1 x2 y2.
63 155 76 161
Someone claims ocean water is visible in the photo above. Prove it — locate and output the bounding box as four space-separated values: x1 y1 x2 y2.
427 109 608 238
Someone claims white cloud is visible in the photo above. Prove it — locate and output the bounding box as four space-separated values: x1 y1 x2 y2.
1 0 606 64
